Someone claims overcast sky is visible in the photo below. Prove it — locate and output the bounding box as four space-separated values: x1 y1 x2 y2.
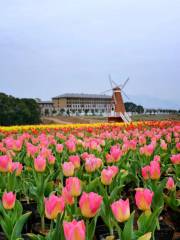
0 0 180 108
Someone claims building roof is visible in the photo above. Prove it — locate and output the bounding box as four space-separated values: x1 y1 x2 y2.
52 93 112 99
38 101 53 104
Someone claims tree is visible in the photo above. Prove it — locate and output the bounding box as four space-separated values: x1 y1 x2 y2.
44 109 49 116
59 108 65 115
125 102 144 113
66 109 70 116
136 105 144 114
0 93 41 126
85 109 89 116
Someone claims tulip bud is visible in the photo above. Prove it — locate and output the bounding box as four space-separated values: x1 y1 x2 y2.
111 198 130 222
69 155 80 169
166 177 175 190
79 192 102 218
170 154 180 165
101 169 114 185
65 177 81 197
34 155 46 172
2 192 16 210
62 162 74 177
0 155 12 172
149 161 160 180
135 188 154 211
66 140 76 153
48 155 55 165
110 145 122 162
63 220 85 240
107 166 118 177
62 187 74 205
160 140 167 150
56 144 64 153
141 166 150 180
44 194 65 220
11 162 23 176
153 155 160 162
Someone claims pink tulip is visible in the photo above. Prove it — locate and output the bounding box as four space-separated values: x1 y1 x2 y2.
110 145 122 162
26 143 38 157
101 168 114 185
166 177 175 190
135 188 154 211
44 194 65 219
63 220 85 240
107 166 119 177
140 144 154 156
66 177 81 197
111 198 130 222
79 192 102 218
48 155 55 165
153 155 160 162
2 192 16 210
34 155 46 172
176 142 180 151
170 154 180 165
106 153 113 163
0 155 12 172
11 162 23 176
81 152 89 161
66 140 76 153
40 147 51 158
160 140 167 150
62 162 75 177
149 161 161 180
62 187 74 205
141 166 150 180
69 155 80 169
56 144 64 153
85 156 102 173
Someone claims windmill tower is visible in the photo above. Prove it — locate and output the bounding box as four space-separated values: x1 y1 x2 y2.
103 75 131 123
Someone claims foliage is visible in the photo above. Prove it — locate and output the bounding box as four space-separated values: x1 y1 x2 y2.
0 93 41 126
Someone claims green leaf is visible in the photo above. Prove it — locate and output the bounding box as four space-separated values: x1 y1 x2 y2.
11 212 31 240
122 211 135 240
151 179 166 210
85 177 100 192
87 214 99 240
51 212 65 240
137 208 162 236
109 185 124 203
138 232 152 240
0 216 12 239
112 219 122 239
27 234 45 240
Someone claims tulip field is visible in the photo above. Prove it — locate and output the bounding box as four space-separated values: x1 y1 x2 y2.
0 121 179 240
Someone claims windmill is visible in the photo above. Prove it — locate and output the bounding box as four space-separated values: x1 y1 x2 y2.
102 75 131 123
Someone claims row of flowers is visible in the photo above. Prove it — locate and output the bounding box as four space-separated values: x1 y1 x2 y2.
0 121 179 240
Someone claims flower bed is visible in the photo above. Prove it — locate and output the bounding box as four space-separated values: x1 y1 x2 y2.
0 121 179 240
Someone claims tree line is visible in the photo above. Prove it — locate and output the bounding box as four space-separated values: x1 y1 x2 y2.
0 93 41 126
125 102 144 113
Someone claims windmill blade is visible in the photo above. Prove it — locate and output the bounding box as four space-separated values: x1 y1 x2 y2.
111 79 119 87
121 77 129 90
101 88 113 94
122 89 130 100
108 74 114 89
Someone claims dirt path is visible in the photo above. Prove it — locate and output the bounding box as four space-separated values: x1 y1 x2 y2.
42 117 73 124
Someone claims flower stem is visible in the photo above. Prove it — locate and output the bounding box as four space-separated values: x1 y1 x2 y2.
41 214 45 233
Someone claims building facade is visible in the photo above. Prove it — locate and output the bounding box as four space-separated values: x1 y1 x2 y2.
36 99 54 116
52 93 113 115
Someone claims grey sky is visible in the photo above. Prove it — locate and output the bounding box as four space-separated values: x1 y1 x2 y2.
0 0 180 108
